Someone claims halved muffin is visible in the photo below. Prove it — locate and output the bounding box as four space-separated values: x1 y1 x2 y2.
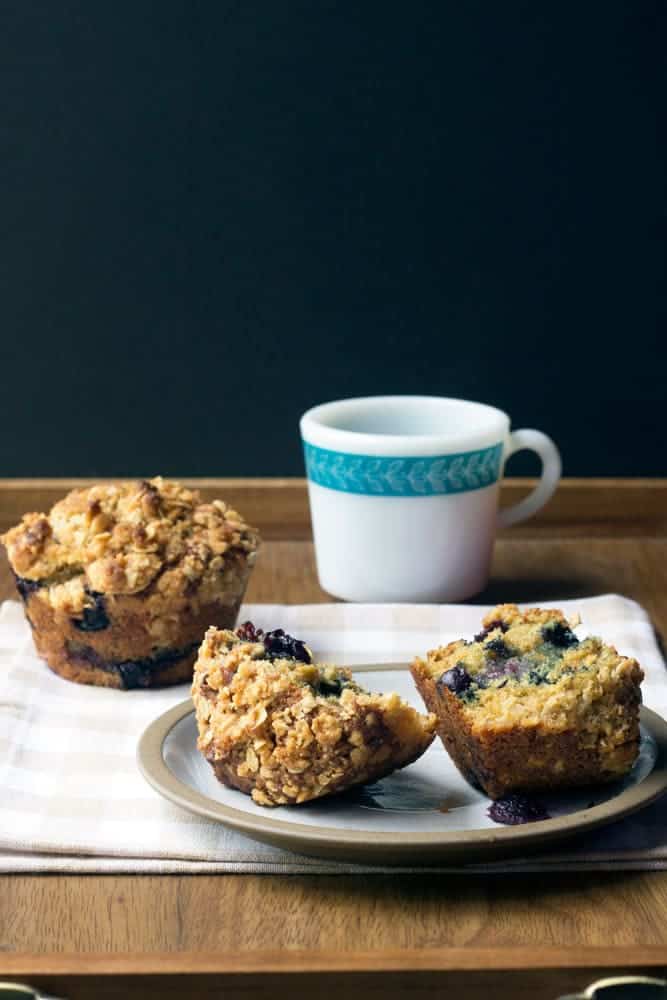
411 604 643 799
193 622 436 806
2 478 259 688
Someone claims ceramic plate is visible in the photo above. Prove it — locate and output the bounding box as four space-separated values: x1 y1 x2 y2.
137 665 667 865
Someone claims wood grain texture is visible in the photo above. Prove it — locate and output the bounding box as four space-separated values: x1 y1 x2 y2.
2 945 667 972
0 477 665 538
1 949 667 1000
1 480 667 996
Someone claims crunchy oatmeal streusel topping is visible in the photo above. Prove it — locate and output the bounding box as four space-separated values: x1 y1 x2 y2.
415 603 642 732
1 478 259 610
192 624 436 807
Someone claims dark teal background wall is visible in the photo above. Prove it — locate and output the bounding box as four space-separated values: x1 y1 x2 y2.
1 2 665 476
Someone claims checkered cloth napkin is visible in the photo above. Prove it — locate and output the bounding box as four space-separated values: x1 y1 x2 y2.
1 594 666 874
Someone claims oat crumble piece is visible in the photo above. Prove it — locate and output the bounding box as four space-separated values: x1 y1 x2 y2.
193 623 436 806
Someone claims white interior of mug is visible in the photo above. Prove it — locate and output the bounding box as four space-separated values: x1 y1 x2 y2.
301 396 509 455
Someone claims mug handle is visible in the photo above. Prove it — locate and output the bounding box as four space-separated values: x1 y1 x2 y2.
497 429 562 529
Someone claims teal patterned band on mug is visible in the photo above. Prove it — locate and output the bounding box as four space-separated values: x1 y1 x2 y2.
302 441 504 497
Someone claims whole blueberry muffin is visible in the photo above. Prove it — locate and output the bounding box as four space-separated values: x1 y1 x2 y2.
2 478 259 688
411 604 643 799
192 622 436 806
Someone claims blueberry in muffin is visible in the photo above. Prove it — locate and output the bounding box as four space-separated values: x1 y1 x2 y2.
2 478 259 689
411 604 643 799
192 622 437 806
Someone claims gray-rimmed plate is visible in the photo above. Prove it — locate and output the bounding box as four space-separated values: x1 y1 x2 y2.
137 664 667 865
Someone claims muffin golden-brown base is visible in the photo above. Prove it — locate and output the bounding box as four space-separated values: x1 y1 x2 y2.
411 666 639 799
23 587 245 689
36 642 200 689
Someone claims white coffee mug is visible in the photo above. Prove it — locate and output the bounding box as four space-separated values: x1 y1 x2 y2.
300 395 561 603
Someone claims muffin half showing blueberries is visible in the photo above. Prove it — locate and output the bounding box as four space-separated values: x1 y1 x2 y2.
411 604 643 800
192 622 437 806
1 478 259 688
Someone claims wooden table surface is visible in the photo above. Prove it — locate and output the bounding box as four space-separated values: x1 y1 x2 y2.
1 478 667 999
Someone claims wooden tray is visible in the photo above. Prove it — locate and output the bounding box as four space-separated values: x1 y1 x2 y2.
1 477 666 999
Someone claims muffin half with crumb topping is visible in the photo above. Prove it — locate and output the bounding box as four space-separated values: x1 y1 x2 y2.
192 622 436 806
1 477 259 688
411 604 643 799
